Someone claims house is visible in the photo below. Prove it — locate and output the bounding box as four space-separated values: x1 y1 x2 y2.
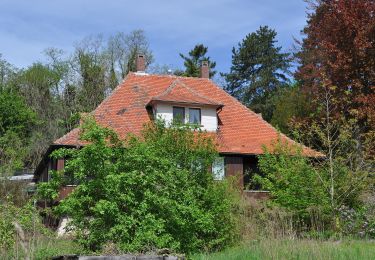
34 55 321 199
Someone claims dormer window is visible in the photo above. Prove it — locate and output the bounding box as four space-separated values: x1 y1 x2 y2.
189 108 201 125
173 106 185 124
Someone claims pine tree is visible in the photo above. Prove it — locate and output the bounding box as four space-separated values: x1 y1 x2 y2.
223 26 291 121
179 44 216 77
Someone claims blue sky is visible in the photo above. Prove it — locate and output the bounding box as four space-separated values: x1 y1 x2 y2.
0 0 309 74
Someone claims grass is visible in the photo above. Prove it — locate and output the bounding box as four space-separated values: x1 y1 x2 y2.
1 237 85 260
3 237 375 259
192 239 375 260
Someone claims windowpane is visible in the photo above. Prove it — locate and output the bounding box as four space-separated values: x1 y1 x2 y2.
173 106 185 123
189 108 201 125
212 157 225 180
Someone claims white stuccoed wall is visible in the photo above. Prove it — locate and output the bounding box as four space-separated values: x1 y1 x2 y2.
155 103 218 132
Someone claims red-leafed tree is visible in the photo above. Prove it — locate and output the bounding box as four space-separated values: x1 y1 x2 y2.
296 0 375 127
293 1 375 210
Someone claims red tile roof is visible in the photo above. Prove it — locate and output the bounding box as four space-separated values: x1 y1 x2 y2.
54 73 322 157
148 79 223 107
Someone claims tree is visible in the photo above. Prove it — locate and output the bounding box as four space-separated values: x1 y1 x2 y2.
0 31 154 171
294 1 375 214
107 30 153 79
0 91 36 140
77 53 106 112
295 0 375 134
72 35 107 112
290 83 374 230
39 119 239 253
71 31 153 112
14 63 66 167
270 83 312 134
223 26 291 121
44 48 80 133
0 91 36 174
179 44 217 77
0 54 17 91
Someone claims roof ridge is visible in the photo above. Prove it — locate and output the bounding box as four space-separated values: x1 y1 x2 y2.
177 80 222 105
129 72 212 81
153 79 181 98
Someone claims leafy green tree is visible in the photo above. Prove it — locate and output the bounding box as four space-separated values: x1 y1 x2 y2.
14 63 65 167
39 119 239 253
255 138 329 219
0 92 36 139
0 31 154 170
179 44 217 77
270 83 312 134
76 52 106 112
223 26 291 121
0 91 36 174
73 36 107 112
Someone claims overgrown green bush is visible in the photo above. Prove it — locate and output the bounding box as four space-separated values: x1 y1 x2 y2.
0 199 55 258
39 119 240 254
254 138 329 221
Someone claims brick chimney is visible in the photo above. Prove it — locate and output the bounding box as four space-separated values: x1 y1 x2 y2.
136 54 145 72
200 60 209 78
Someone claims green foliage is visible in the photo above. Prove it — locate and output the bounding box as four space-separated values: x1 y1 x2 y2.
193 239 375 260
0 198 84 259
0 91 36 173
223 26 291 121
0 31 154 171
37 170 64 201
291 90 373 214
76 50 106 112
0 131 27 174
179 44 217 77
0 54 16 89
254 138 329 218
0 91 36 140
0 180 30 208
0 201 49 252
32 238 86 260
0 205 15 250
270 83 312 134
39 119 240 254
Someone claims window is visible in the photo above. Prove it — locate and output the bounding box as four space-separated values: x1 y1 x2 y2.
212 157 225 180
189 108 201 125
173 106 185 124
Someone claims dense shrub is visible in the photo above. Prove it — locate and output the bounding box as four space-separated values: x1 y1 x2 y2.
0 200 55 258
253 136 375 239
39 119 240 254
254 138 329 221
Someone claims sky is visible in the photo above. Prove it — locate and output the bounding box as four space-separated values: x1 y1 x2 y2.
0 0 309 74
